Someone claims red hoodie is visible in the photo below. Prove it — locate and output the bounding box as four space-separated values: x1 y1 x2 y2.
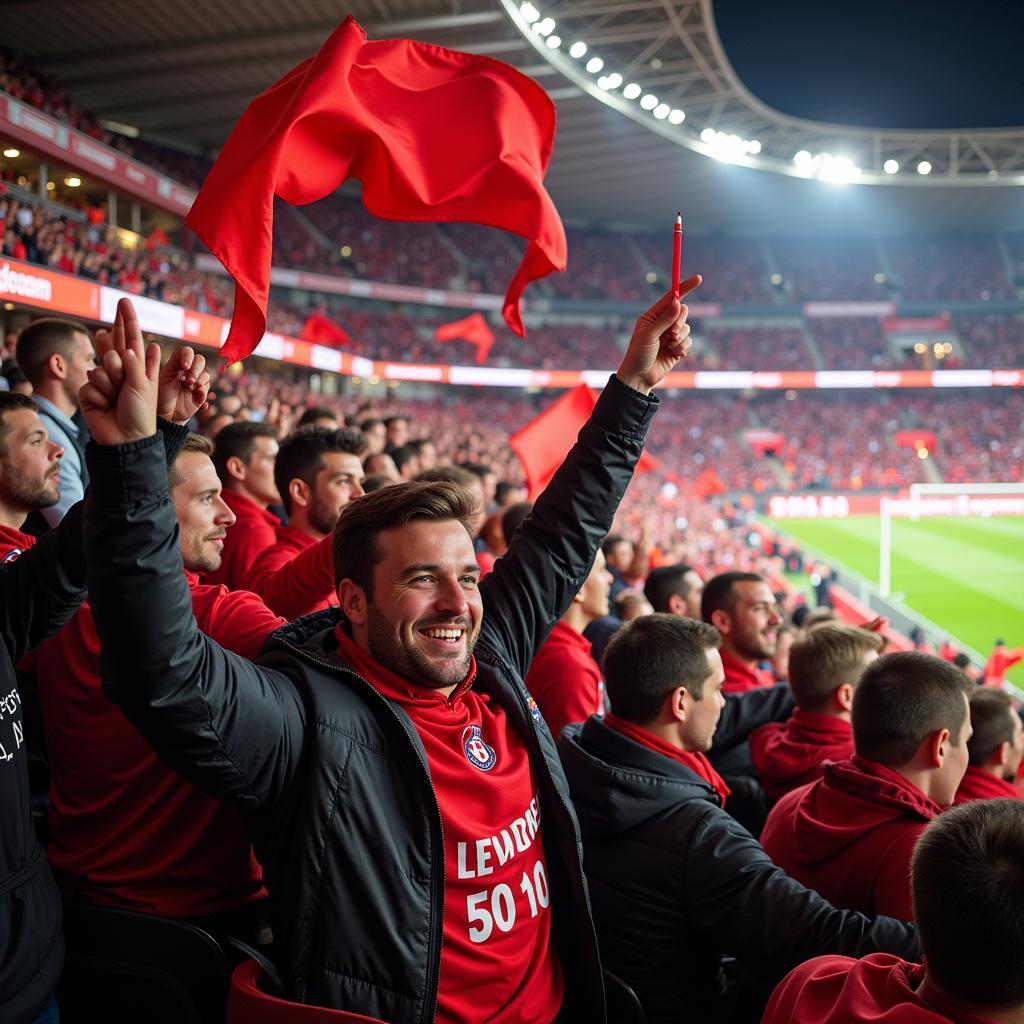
760 757 943 921
0 523 36 563
335 628 563 1024
720 648 775 694
202 490 279 591
954 764 1021 804
245 523 338 619
34 572 285 917
524 621 604 740
749 709 854 802
763 954 999 1024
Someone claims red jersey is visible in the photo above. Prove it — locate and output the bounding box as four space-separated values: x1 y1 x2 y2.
202 490 279 591
954 764 1021 804
335 628 564 1024
749 709 854 802
983 645 1024 687
720 648 775 694
35 572 285 917
524 621 604 741
760 757 942 921
763 954 998 1024
0 523 36 563
245 524 337 619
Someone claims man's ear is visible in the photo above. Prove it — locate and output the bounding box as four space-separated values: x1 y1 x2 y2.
289 478 310 510
835 683 855 713
927 727 952 769
667 593 685 617
338 579 368 627
225 454 247 483
667 685 690 726
710 608 731 636
994 740 1011 768
47 351 66 380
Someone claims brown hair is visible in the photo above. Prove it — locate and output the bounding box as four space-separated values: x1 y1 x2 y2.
788 623 885 712
16 317 90 388
332 480 478 598
168 433 215 489
852 651 973 766
0 392 39 453
967 689 1017 766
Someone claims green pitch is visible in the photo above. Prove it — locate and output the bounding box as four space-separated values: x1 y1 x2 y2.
768 515 1024 685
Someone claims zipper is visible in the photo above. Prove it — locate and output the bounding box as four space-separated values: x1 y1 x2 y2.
285 642 445 1024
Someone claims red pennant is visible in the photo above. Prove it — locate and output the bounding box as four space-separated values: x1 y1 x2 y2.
435 313 495 365
510 383 659 500
186 16 566 363
301 313 351 347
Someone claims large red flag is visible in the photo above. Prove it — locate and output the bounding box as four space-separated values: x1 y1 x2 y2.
510 383 659 500
301 313 351 347
186 16 566 363
435 313 495 365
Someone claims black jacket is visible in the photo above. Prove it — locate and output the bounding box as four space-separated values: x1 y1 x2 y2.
558 714 920 1024
0 505 87 1024
84 376 659 1023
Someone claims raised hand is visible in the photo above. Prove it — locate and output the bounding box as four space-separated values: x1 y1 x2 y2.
79 298 160 445
616 275 702 395
158 346 214 425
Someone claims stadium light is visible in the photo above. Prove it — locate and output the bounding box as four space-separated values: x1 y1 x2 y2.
568 41 587 59
585 56 603 73
640 94 659 110
874 272 886 284
883 159 899 174
520 2 540 22
605 73 622 89
917 160 932 175
64 176 82 187
792 150 861 182
533 17 555 35
2 147 19 158
623 83 641 100
546 35 561 49
653 103 670 120
702 128 760 162
668 109 685 125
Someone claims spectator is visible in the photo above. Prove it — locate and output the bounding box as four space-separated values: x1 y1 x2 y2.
750 623 884 802
772 623 794 683
760 652 973 920
15 318 95 530
701 571 781 693
494 480 525 508
954 688 1024 803
409 437 438 472
391 443 421 481
643 562 704 618
296 405 340 429
246 426 367 618
984 638 1024 687
359 416 386 455
384 414 409 452
524 550 611 739
762 799 1024 1024
0 393 62 558
203 421 281 590
558 614 917 1024
601 534 635 602
79 289 696 1018
614 591 653 622
363 450 399 480
35 432 281 937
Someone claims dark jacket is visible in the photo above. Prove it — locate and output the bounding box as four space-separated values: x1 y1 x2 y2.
558 714 920 1024
0 504 87 1024
84 375 658 1024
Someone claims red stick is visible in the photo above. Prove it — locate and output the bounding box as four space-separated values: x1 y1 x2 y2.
672 211 682 299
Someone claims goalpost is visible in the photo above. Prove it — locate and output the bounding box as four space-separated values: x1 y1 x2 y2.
878 483 1024 597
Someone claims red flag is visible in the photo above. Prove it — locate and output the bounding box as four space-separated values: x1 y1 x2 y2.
301 313 351 347
435 313 495 365
186 16 565 363
510 384 659 500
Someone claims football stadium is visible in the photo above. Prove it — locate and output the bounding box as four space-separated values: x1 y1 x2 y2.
1 2 1022 1022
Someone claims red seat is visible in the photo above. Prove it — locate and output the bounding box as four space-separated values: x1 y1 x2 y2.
226 959 388 1023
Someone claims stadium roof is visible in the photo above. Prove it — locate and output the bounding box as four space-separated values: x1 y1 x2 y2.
8 0 1024 234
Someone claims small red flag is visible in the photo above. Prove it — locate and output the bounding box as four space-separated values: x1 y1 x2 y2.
435 313 495 365
510 383 659 500
301 313 351 347
186 16 566 363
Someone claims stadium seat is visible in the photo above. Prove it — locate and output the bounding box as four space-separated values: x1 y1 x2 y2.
603 969 648 1024
226 958 387 1023
58 901 228 1024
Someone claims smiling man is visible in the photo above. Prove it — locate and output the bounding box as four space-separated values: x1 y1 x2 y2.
80 287 700 1021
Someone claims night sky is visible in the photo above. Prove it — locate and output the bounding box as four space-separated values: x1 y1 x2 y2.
713 0 1024 129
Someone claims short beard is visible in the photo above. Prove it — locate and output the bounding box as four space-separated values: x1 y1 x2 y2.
181 537 222 575
5 466 59 511
365 603 474 690
308 497 340 538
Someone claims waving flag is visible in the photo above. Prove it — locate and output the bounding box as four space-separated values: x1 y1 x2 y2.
301 313 351 347
186 16 566 363
435 313 495 365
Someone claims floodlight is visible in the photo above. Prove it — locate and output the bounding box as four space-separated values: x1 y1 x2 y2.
585 56 604 73
917 160 932 175
569 41 587 58
883 159 899 174
623 83 641 99
668 109 685 125
640 94 659 110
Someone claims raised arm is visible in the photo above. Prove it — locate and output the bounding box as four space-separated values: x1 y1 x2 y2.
479 281 699 678
245 533 335 620
81 299 305 809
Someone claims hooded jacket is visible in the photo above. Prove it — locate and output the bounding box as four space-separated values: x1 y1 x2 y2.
760 757 943 921
762 954 998 1024
749 709 854 802
83 375 656 1023
558 716 918 1024
954 764 1020 804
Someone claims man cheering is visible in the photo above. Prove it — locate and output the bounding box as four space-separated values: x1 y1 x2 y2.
80 283 699 1022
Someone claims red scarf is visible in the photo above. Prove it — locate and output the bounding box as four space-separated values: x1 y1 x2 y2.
605 713 731 804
